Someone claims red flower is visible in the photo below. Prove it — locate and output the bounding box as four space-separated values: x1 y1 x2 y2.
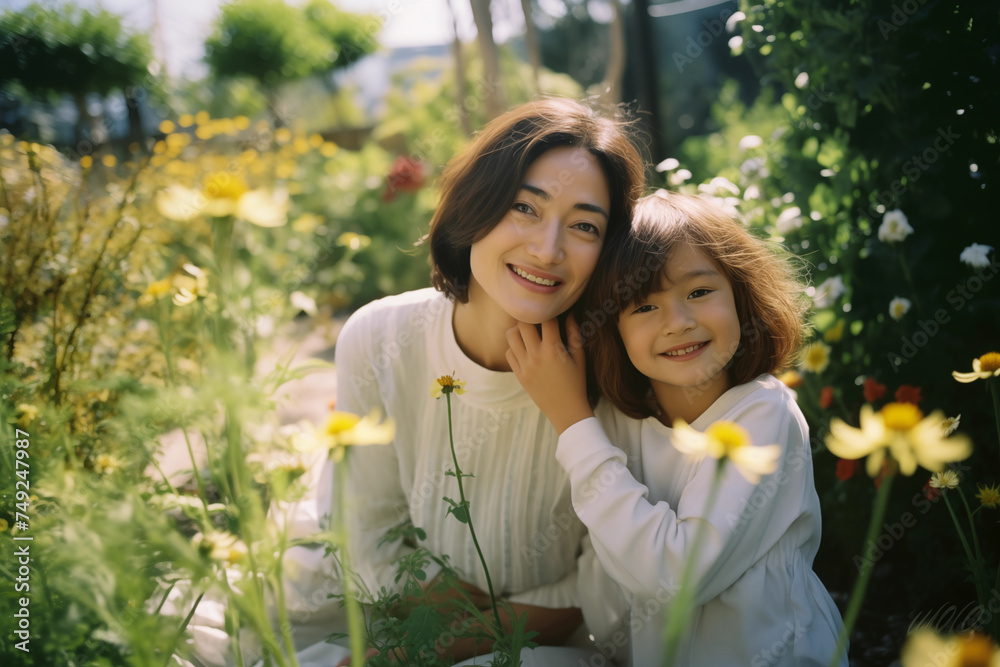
863 378 887 403
835 458 861 482
819 385 834 409
923 481 942 502
383 155 426 201
894 384 923 405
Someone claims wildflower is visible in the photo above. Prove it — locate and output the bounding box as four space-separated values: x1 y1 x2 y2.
959 243 993 269
655 157 680 172
813 276 845 309
156 185 204 222
895 385 923 405
668 169 692 186
80 155 93 168
775 206 803 234
794 72 810 89
698 177 741 197
929 470 960 490
289 291 318 317
738 135 763 150
878 209 913 242
431 374 466 399
952 353 1000 383
800 341 831 373
819 386 834 409
318 410 395 462
671 420 781 484
237 189 289 227
901 628 1000 667
923 481 941 502
171 264 209 307
835 459 861 482
383 156 427 202
863 378 887 403
976 483 1000 509
336 232 372 250
824 320 845 343
194 530 248 565
941 415 961 436
826 402 972 477
0 518 8 532
889 297 911 321
15 403 38 428
777 370 803 389
94 453 121 475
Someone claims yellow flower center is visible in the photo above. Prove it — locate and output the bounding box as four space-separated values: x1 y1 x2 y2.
978 352 1000 373
436 375 458 388
880 402 923 431
705 422 751 457
325 412 361 436
977 484 1000 510
203 172 248 200
956 632 996 666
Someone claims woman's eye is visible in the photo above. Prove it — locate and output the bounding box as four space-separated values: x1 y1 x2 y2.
572 221 601 236
512 202 534 215
688 288 712 299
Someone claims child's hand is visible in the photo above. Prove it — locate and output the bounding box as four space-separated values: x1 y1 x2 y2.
506 314 594 434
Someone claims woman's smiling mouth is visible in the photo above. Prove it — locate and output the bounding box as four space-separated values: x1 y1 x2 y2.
509 264 561 287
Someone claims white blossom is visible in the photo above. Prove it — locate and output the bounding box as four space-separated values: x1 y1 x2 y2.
813 275 846 308
655 157 680 172
889 296 911 321
878 209 913 242
738 135 763 151
668 169 692 186
959 243 993 268
775 206 802 234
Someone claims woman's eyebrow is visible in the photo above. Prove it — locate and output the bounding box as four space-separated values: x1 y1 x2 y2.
519 183 609 220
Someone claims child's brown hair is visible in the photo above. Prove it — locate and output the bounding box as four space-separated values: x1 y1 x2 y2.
584 190 810 419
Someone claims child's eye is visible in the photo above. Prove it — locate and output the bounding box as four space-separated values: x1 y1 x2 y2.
688 288 712 299
632 304 656 314
571 221 601 237
512 202 535 215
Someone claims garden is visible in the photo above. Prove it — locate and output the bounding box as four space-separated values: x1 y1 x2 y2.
0 0 997 665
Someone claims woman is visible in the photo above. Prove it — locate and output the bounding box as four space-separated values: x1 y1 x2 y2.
329 97 645 665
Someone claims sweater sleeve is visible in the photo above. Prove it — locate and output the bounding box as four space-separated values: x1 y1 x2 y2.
556 395 807 607
332 306 441 598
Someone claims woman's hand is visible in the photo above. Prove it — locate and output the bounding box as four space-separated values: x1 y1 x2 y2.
506 314 593 434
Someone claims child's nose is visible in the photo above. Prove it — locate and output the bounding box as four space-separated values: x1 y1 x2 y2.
661 304 696 336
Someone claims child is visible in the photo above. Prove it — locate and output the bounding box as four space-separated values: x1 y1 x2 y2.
506 190 847 666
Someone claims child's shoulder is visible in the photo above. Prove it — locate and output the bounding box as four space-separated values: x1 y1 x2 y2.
714 374 804 424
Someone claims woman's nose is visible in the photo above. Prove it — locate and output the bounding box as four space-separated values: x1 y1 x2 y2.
525 219 565 265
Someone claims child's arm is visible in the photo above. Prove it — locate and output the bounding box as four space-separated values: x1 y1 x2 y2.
505 314 594 434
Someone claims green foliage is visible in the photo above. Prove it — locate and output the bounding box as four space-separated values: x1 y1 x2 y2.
205 0 378 91
0 3 154 100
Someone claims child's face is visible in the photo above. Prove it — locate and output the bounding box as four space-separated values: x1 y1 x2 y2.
617 242 742 407
467 146 610 324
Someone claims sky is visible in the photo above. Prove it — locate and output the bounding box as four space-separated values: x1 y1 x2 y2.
0 0 532 78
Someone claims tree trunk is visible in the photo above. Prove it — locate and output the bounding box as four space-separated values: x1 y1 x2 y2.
594 0 625 106
469 0 507 119
520 0 541 95
446 0 472 136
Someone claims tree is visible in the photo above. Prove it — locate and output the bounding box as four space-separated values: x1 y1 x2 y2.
204 0 378 125
0 3 155 145
469 0 507 119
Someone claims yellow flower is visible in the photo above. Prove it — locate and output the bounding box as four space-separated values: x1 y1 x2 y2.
156 185 204 222
80 155 93 168
431 374 466 399
94 453 121 475
942 414 961 437
671 420 781 484
158 120 176 134
901 628 1000 667
194 530 248 565
337 232 371 250
316 410 395 462
202 172 248 215
236 188 288 227
929 470 960 490
101 154 117 168
976 483 1000 509
138 277 173 307
826 403 973 477
800 341 831 373
823 320 845 343
776 369 803 389
16 403 38 428
953 352 1000 383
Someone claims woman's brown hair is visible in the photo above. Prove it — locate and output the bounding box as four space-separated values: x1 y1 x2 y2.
428 98 646 302
585 190 810 419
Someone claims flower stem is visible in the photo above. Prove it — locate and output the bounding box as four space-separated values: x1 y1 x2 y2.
897 251 925 318
445 392 503 634
989 380 1000 460
663 459 725 667
336 460 368 667
945 491 987 613
825 471 895 667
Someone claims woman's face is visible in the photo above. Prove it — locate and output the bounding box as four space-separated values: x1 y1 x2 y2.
467 146 612 324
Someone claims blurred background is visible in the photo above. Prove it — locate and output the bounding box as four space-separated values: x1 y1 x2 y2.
1 1 998 666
